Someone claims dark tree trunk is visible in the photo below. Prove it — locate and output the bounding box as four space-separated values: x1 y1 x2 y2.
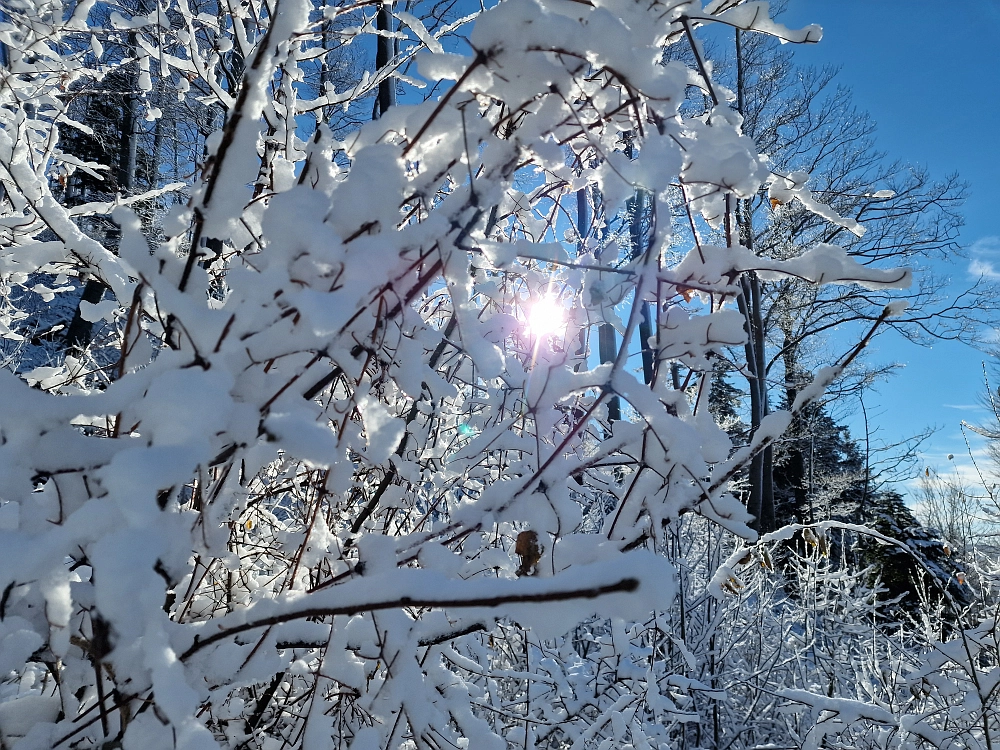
628 189 655 385
734 28 774 532
63 280 107 352
65 10 147 354
598 323 621 423
375 4 396 119
737 275 764 530
583 186 622 423
778 331 810 525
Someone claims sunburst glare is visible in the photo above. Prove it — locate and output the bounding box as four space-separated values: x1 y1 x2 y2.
525 296 566 337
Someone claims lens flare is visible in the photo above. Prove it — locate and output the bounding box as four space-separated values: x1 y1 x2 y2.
526 296 565 337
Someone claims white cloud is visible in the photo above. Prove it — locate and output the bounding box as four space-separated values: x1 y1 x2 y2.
981 327 1000 345
970 258 1000 279
971 236 1000 254
900 436 995 503
943 403 985 411
969 235 1000 279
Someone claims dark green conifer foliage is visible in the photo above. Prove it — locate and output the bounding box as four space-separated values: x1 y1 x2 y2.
857 490 970 623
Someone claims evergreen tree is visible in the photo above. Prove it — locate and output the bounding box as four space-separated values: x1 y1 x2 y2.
707 361 749 445
772 400 868 526
858 489 970 624
768 387 965 622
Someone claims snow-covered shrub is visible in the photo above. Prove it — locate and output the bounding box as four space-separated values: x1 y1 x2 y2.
0 0 920 747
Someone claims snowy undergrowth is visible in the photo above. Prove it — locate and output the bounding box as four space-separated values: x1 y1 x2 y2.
0 0 985 748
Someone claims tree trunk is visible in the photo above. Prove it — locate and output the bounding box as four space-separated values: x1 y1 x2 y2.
749 271 774 532
320 20 335 124
779 328 809 526
737 276 764 530
598 323 621 422
375 4 396 119
66 27 142 353
628 189 655 385
734 28 774 532
585 186 622 423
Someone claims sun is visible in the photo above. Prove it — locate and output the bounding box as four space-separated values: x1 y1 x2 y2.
526 296 565 338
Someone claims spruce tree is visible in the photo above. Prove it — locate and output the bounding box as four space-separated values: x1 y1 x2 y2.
858 489 970 623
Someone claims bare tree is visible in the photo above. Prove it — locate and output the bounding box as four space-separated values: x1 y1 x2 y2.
707 18 990 532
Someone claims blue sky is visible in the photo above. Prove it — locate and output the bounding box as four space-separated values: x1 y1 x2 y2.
777 1 1000 487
